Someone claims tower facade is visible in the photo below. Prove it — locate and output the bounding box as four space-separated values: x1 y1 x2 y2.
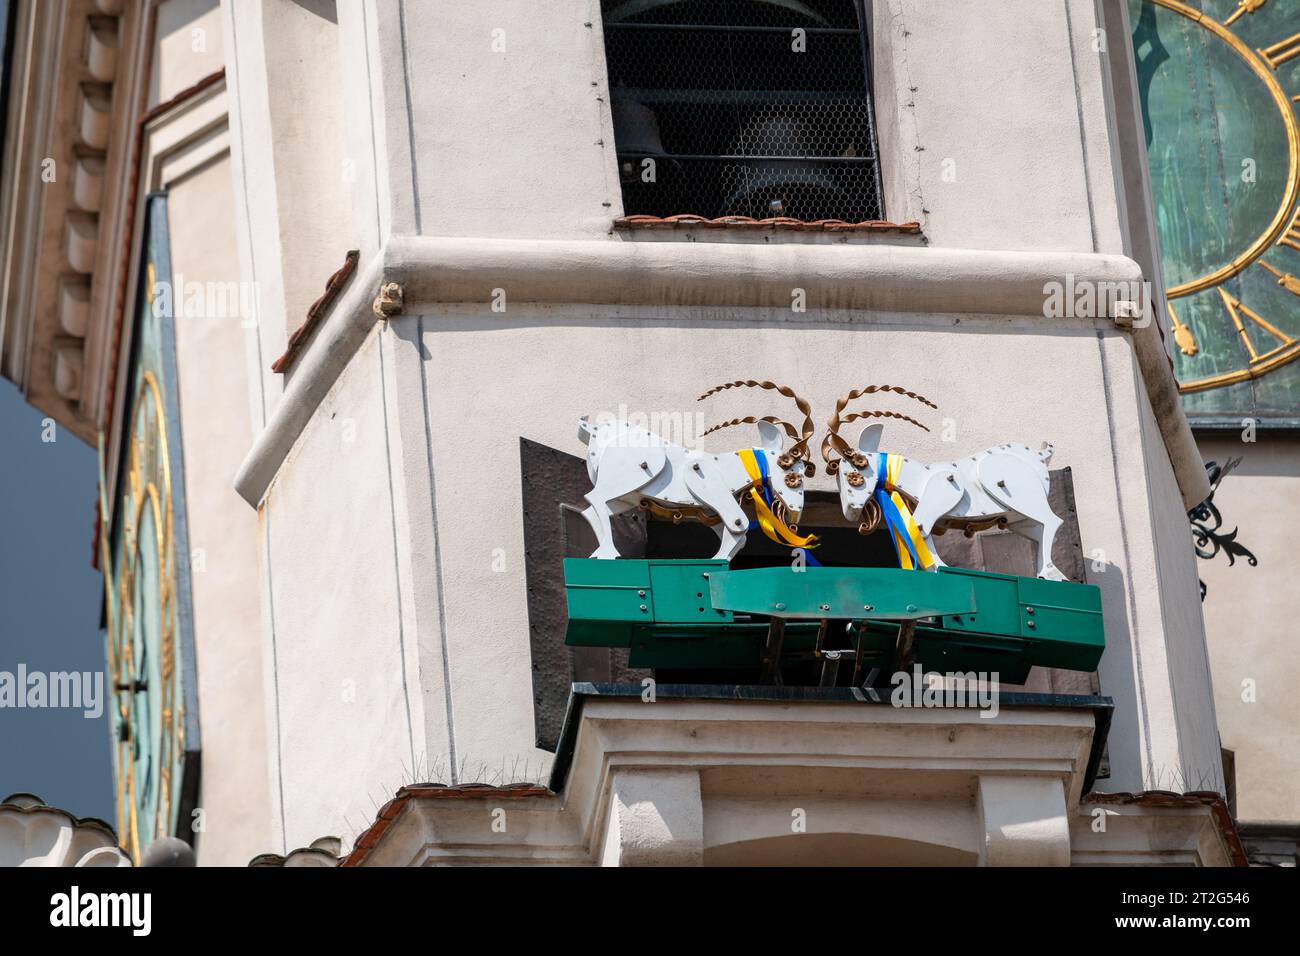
0 0 1244 865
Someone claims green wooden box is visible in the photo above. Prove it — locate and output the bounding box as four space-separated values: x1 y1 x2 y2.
563 558 1105 679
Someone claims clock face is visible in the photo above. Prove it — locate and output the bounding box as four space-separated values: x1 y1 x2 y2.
104 194 199 862
1132 0 1300 419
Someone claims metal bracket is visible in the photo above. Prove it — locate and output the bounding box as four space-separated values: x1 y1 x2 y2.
759 618 786 685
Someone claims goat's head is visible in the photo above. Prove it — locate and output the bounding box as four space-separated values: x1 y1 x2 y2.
698 380 815 525
822 385 937 523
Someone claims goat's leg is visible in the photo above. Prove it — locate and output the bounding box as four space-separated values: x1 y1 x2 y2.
697 492 750 562
708 519 747 562
1007 507 1066 581
922 531 947 570
582 451 664 559
911 472 963 539
580 496 621 559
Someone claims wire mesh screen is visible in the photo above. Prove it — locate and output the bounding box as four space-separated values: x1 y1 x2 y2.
601 0 884 222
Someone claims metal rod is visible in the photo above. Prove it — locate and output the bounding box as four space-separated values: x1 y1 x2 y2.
895 621 917 671
856 0 886 216
604 23 860 36
760 618 787 685
611 88 867 104
819 650 842 687
616 152 878 164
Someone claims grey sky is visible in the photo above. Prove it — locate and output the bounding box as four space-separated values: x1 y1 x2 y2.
0 378 114 823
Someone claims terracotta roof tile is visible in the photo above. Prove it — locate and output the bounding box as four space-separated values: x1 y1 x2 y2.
614 214 923 234
1086 790 1248 866
271 249 361 373
340 782 551 867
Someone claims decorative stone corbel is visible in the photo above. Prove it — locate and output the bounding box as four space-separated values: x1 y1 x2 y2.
976 776 1071 866
600 769 703 867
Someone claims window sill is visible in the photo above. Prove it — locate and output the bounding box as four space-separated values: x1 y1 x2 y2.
614 214 923 237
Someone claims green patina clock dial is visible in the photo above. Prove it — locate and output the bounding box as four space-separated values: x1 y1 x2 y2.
100 193 201 863
1132 0 1300 421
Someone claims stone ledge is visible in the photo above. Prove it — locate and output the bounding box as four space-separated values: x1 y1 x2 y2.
344 688 1111 866
236 235 1214 509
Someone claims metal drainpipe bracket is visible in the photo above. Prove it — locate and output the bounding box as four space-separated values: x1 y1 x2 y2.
372 281 404 319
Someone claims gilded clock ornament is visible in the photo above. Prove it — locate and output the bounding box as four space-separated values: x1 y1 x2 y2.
1134 0 1300 416
97 194 201 864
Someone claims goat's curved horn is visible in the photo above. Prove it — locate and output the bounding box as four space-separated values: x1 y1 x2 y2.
822 384 937 474
842 410 931 431
702 415 800 442
699 380 816 472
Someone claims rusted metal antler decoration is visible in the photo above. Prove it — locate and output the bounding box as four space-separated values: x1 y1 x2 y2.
822 384 937 475
699 380 817 476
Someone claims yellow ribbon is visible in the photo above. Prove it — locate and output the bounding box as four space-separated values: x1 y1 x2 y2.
881 453 936 570
737 449 818 549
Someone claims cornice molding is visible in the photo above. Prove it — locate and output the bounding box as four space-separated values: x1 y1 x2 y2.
341 694 1098 866
0 0 143 443
0 792 131 867
233 236 1208 508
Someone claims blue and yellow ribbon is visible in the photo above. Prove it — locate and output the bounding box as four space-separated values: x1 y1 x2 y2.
875 452 936 571
737 449 818 550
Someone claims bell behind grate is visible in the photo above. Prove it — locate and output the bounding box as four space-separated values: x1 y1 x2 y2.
612 98 666 184
721 114 844 220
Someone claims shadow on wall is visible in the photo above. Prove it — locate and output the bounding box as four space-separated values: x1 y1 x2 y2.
705 832 978 867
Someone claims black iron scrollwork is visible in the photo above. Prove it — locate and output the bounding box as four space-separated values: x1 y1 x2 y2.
1189 458 1258 600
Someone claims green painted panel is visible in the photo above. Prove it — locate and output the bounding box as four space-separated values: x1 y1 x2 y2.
648 560 733 623
628 622 822 669
564 620 634 648
562 557 650 588
565 585 653 623
707 566 977 619
563 558 654 623
1017 575 1105 662
564 560 1105 675
912 633 1035 686
937 567 1022 636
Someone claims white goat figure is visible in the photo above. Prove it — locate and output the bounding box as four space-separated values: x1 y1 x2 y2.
578 381 816 560
822 385 1065 581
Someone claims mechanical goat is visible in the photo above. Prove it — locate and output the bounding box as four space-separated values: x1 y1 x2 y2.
822 385 1065 580
578 381 815 560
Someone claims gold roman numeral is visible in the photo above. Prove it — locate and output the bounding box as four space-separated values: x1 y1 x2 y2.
1259 260 1300 296
1280 206 1300 251
1168 302 1198 356
1219 287 1297 363
1258 32 1300 69
1226 0 1267 28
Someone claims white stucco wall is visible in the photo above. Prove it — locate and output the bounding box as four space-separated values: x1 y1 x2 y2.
245 307 1222 847
222 0 1226 851
1196 434 1300 823
871 0 1124 252
369 0 1129 253
168 154 273 865
256 328 429 852
154 0 226 104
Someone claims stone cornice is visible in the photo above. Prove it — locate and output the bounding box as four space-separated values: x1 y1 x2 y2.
0 792 131 867
0 0 143 444
234 236 1209 508
342 691 1103 866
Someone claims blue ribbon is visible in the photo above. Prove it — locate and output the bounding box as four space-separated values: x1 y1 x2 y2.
747 446 772 533
874 452 921 569
747 449 820 565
